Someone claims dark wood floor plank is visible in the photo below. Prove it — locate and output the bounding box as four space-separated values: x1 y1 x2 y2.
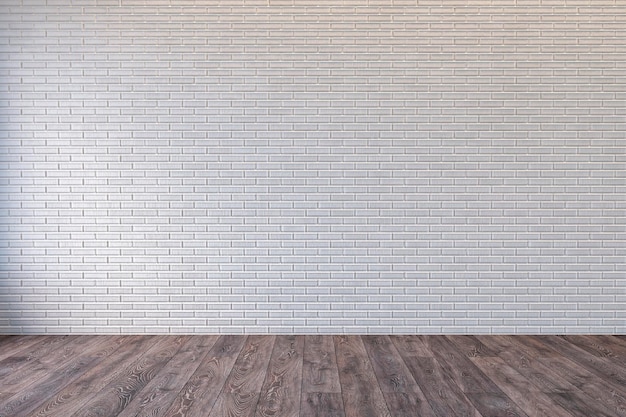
502 335 559 358
546 392 622 417
596 335 626 356
393 354 481 417
0 394 14 406
423 336 526 417
71 335 190 417
0 336 44 362
255 335 304 417
471 356 574 417
116 335 219 417
162 335 247 417
302 335 341 393
0 335 80 391
300 393 345 417
591 356 626 388
563 335 622 358
534 336 626 385
426 336 530 417
20 335 76 361
561 335 626 377
28 336 162 417
0 335 103 393
0 335 129 417
300 336 344 417
362 336 421 394
334 335 391 417
391 336 473 417
446 335 498 358
478 336 623 417
525 336 626 398
608 335 626 348
427 335 502 394
207 335 275 417
362 335 436 417
465 393 529 417
389 334 432 357
476 335 572 393
536 355 626 416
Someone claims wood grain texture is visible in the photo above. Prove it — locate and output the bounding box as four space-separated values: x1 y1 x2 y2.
563 335 622 358
255 335 304 417
71 335 190 417
302 335 341 393
465 393 529 417
0 336 45 362
3 336 73 366
525 336 626 396
476 335 572 393
447 335 498 358
394 354 481 417
538 335 626 389
568 335 626 387
207 335 275 417
425 336 532 417
361 335 436 417
546 391 622 417
300 393 345 417
504 335 558 358
536 355 626 416
0 336 128 417
389 334 432 357
300 335 344 417
479 335 622 417
427 336 527 417
426 335 502 394
334 335 391 417
0 394 13 405
1 335 625 417
162 335 246 417
29 335 158 417
0 335 81 392
609 335 626 348
470 356 578 417
116 335 219 417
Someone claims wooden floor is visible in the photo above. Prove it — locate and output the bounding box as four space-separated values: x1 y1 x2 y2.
0 335 625 417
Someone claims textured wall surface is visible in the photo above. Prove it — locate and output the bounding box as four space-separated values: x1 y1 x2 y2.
1 0 625 334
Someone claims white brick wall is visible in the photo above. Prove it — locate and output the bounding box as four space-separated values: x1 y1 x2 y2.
1 0 625 334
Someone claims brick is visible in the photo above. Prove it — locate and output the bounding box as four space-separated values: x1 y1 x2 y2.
0 0 624 334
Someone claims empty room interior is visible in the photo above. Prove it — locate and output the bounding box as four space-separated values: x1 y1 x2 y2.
1 0 625 416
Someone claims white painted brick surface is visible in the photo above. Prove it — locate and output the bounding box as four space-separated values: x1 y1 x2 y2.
1 0 625 334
